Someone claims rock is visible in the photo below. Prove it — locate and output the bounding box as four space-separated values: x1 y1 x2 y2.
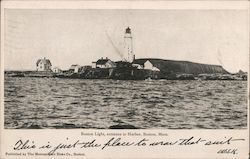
109 124 138 129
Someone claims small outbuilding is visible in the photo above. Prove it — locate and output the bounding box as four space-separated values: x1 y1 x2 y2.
69 64 81 73
52 67 62 73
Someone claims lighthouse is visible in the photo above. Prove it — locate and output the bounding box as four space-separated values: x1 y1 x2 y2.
124 27 135 63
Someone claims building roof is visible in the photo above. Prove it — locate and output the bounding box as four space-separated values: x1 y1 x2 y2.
69 64 80 69
36 58 52 67
96 59 109 65
71 64 80 67
132 60 148 67
115 61 132 67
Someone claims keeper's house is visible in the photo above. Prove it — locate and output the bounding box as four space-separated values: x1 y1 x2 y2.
36 57 52 71
92 57 116 68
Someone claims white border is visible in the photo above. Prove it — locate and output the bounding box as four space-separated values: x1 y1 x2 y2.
1 1 249 159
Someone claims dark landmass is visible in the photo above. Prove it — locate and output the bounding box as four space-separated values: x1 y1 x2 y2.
133 58 229 75
4 58 247 81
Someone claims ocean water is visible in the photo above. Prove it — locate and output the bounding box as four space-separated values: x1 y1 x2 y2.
4 77 248 129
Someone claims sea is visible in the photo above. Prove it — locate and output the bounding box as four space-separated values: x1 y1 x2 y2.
4 77 248 129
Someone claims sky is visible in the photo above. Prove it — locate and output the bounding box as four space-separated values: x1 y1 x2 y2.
4 9 249 73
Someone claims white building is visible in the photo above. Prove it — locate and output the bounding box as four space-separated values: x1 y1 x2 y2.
69 64 81 73
144 60 160 71
36 58 52 71
52 67 62 73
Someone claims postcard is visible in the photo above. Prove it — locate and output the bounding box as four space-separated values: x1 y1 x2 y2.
0 0 249 159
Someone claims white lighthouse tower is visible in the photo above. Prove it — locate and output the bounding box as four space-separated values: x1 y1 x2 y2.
124 27 134 63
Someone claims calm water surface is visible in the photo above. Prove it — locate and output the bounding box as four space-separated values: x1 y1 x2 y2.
4 77 247 129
